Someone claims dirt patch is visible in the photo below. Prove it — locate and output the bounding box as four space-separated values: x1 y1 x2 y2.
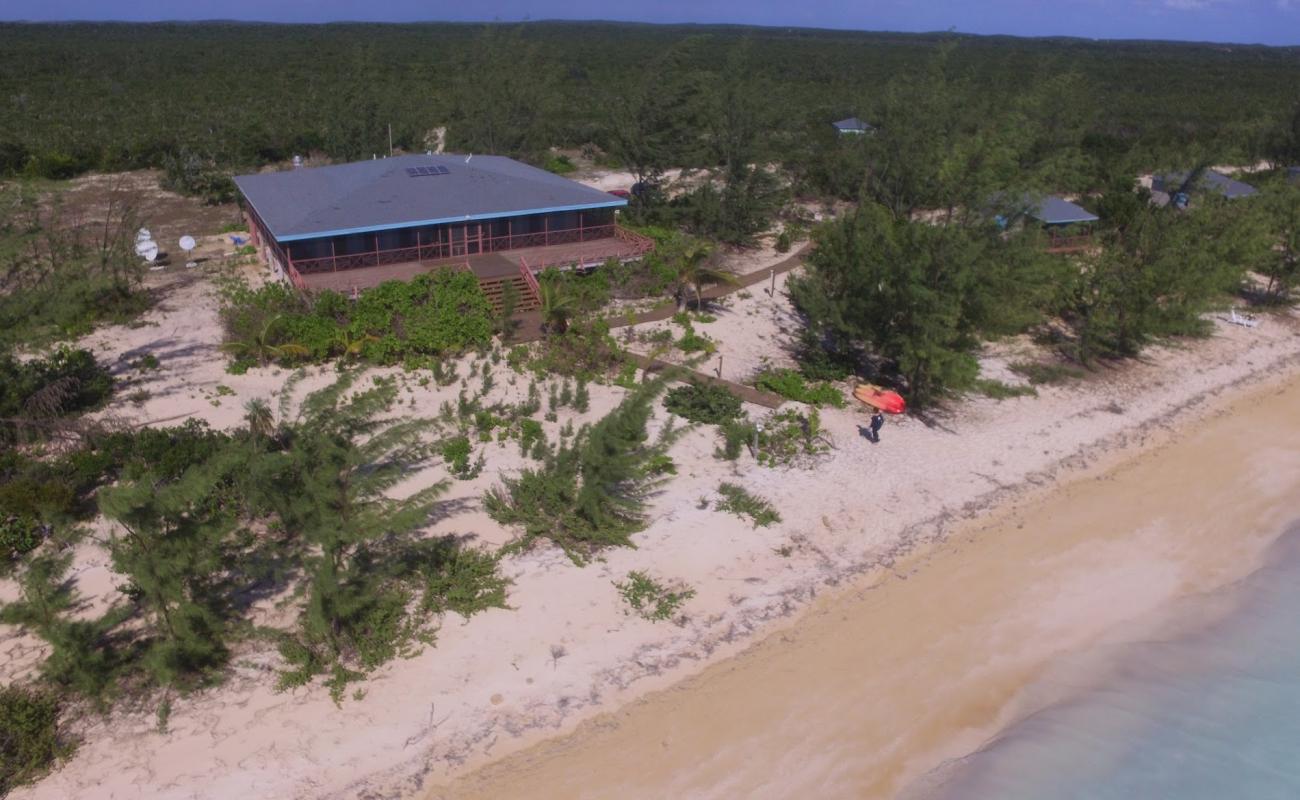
54 170 241 249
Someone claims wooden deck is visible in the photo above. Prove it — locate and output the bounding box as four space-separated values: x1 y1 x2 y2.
298 236 646 294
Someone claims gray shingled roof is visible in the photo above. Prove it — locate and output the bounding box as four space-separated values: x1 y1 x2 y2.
233 154 626 242
833 116 873 133
1153 169 1258 200
1028 195 1099 226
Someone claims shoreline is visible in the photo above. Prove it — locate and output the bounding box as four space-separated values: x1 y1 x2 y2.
424 367 1300 799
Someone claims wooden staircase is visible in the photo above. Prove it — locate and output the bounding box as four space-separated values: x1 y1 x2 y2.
477 270 540 313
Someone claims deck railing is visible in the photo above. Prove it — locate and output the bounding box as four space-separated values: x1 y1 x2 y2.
1045 232 1095 253
289 222 630 276
284 259 308 291
519 257 542 301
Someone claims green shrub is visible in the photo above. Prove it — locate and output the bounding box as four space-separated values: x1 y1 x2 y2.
793 329 856 382
518 419 547 459
775 229 792 253
612 362 639 389
220 271 493 367
440 435 481 479
1008 360 1087 385
506 345 531 373
972 378 1037 399
664 382 744 425
755 408 831 467
716 418 757 460
0 347 114 443
676 323 715 354
532 318 627 379
422 547 509 617
0 685 68 794
0 516 45 562
754 368 845 407
614 571 695 622
543 154 576 174
715 482 781 527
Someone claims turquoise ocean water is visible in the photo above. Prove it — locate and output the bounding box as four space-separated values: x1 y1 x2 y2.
916 524 1300 800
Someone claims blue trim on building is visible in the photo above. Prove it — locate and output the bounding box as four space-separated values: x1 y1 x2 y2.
272 199 628 243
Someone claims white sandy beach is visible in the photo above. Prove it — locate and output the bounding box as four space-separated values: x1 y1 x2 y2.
5 246 1300 799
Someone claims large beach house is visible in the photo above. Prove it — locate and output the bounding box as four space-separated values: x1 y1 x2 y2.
234 154 654 306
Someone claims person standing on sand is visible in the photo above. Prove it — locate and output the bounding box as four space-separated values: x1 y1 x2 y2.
869 411 885 443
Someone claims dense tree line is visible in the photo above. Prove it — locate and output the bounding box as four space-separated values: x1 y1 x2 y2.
791 176 1299 404
1 21 1298 200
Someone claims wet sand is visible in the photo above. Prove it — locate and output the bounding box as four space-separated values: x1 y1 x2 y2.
428 374 1300 800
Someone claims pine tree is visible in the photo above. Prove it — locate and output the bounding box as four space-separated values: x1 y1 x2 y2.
98 446 248 689
790 203 1057 405
243 373 447 699
0 552 125 703
485 379 679 563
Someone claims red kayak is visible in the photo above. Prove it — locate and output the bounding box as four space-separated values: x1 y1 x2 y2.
853 384 906 414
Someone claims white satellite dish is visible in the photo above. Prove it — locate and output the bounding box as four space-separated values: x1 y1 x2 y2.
140 241 159 263
179 235 197 268
136 228 152 243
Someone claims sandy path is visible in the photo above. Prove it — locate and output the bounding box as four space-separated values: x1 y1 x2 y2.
429 371 1300 800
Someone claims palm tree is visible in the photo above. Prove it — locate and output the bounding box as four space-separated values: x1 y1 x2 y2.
220 314 309 365
671 242 737 311
243 398 276 441
538 281 575 335
335 328 378 360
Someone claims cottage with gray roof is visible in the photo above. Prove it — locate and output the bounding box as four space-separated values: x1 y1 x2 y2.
1025 195 1099 227
1152 169 1258 206
234 154 652 297
832 116 874 135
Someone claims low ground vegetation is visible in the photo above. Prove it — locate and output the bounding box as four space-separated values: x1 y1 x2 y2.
613 570 695 622
753 368 845 408
219 271 494 370
0 347 113 445
0 185 149 349
0 685 68 794
714 482 782 528
663 382 744 425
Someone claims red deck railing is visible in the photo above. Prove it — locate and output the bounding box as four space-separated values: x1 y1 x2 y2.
285 260 308 291
519 257 542 300
287 222 647 276
519 226 657 273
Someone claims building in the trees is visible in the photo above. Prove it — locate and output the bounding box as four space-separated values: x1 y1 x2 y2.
832 116 874 135
996 194 1099 254
1024 195 1099 253
1288 166 1300 187
234 154 654 305
1152 169 1258 208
